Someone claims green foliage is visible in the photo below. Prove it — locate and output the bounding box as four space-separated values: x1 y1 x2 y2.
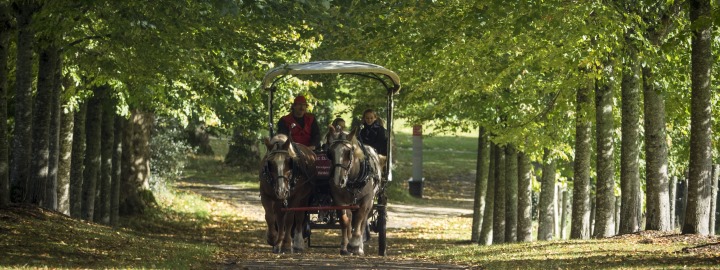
150 116 195 183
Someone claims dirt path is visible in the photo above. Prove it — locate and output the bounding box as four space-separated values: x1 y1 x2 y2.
177 182 473 228
177 181 476 269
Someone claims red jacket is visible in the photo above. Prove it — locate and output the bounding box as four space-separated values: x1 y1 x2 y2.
281 114 314 146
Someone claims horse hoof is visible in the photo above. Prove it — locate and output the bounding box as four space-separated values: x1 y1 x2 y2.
348 245 364 256
293 246 305 253
340 249 352 256
281 247 294 254
272 246 281 254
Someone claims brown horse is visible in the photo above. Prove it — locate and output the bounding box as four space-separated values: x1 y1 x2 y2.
260 134 317 253
327 128 383 255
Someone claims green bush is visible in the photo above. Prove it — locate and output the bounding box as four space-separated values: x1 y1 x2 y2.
151 118 196 184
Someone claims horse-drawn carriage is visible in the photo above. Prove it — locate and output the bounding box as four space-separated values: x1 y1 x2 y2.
259 61 400 256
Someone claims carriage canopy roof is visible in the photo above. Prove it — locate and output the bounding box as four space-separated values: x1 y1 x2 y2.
262 60 401 94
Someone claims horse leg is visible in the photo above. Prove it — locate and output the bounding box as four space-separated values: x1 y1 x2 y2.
261 196 278 247
291 210 307 252
338 209 352 255
280 210 295 254
348 198 372 255
272 204 287 254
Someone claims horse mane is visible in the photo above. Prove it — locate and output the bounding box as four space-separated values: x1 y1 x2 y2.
265 134 288 151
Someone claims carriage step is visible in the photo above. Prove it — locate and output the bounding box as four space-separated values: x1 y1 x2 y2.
281 205 360 212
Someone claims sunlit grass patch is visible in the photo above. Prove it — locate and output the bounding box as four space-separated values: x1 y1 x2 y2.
387 131 478 207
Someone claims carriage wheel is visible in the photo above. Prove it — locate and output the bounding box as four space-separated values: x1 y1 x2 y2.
377 194 387 256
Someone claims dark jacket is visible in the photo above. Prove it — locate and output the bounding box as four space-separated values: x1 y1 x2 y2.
277 114 321 148
359 120 387 156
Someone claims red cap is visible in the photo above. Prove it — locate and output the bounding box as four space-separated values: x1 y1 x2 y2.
293 95 307 105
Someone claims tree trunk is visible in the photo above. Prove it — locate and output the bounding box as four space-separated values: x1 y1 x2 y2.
479 142 496 245
110 117 123 225
571 83 592 239
69 102 86 218
677 178 688 227
82 86 104 222
710 165 719 235
224 126 260 169
554 184 562 239
10 2 38 203
0 7 10 207
492 144 506 244
57 102 73 215
594 77 616 238
120 110 155 215
643 64 672 231
669 176 677 229
590 192 596 235
538 148 555 241
471 127 489 242
505 145 518 243
186 121 214 155
620 36 642 234
615 195 621 234
562 188 571 239
27 45 57 206
97 102 114 224
46 50 62 210
517 152 533 242
683 0 713 236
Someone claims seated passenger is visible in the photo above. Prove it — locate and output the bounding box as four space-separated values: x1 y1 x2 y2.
359 109 387 156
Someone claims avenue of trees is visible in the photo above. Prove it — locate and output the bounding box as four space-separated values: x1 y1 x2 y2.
0 0 718 244
305 0 720 240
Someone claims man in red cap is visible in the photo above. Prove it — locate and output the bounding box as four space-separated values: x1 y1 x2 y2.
277 95 320 150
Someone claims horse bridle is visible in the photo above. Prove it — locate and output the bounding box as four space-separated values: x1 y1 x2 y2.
328 139 372 193
262 150 295 190
329 140 355 172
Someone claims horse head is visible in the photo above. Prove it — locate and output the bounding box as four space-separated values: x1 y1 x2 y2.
329 127 365 189
262 135 296 200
